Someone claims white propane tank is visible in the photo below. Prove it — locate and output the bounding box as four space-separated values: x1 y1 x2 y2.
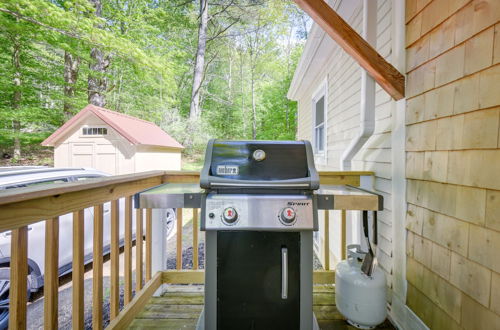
335 244 387 329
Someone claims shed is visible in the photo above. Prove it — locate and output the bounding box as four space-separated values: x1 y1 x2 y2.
42 104 183 175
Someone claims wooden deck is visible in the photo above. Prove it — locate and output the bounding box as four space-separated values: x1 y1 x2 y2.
129 285 395 329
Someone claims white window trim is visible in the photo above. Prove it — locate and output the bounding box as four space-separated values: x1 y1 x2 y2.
312 79 328 165
80 125 109 137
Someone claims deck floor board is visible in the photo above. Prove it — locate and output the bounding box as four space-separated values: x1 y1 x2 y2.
129 284 394 329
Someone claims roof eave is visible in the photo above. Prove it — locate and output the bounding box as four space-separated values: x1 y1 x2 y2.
41 106 93 146
90 108 141 145
287 23 324 101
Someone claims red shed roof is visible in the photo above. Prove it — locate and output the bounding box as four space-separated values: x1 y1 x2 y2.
42 104 184 149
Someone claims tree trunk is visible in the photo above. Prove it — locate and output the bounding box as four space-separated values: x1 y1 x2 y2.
63 51 80 119
88 0 109 107
239 49 245 135
285 24 293 131
228 52 232 100
12 34 21 159
189 0 208 120
250 59 256 140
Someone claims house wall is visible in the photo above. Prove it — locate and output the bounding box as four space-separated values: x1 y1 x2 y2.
405 0 500 328
296 0 396 302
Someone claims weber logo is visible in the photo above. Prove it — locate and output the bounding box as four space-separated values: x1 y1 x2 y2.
288 202 310 206
216 165 239 175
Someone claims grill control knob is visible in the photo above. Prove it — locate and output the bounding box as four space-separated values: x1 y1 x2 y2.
223 207 238 224
280 207 296 224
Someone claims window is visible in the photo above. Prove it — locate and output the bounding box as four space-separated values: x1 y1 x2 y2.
314 96 325 153
82 127 107 135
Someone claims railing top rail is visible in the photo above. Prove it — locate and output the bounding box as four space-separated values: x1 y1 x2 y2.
0 170 371 232
0 171 199 232
0 170 371 206
0 170 164 206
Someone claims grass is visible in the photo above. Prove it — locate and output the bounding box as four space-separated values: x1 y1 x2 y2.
0 131 54 166
182 156 204 171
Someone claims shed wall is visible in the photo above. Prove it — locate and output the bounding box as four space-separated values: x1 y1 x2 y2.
405 0 500 327
135 146 182 172
53 115 130 175
53 115 182 175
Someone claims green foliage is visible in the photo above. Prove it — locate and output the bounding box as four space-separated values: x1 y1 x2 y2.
0 0 309 161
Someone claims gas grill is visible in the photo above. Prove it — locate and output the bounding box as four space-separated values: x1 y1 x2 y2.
135 139 384 330
200 140 319 330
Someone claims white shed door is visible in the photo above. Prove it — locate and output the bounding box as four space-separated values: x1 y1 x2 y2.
95 143 117 175
71 143 94 168
70 142 117 175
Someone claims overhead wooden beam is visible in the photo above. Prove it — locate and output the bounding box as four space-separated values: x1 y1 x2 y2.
293 0 405 100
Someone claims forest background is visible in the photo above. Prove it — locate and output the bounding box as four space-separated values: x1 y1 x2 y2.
0 0 310 168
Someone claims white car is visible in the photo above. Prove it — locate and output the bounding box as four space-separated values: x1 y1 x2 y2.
0 167 175 328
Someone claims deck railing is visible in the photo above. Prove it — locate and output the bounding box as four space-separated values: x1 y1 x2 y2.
0 170 373 329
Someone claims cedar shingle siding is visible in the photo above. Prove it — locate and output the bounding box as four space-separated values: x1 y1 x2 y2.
405 0 500 327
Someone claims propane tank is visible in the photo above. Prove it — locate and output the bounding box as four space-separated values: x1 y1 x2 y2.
335 244 387 329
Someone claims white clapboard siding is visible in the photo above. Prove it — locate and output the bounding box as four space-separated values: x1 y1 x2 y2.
294 0 395 302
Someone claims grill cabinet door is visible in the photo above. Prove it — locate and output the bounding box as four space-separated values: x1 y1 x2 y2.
217 231 300 330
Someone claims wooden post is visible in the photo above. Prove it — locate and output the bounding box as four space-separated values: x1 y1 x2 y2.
292 0 405 100
44 217 59 330
193 208 199 269
9 226 28 330
176 208 183 270
136 208 143 291
323 211 330 271
341 210 347 260
110 200 120 320
72 210 84 330
151 209 166 297
124 196 133 304
145 209 152 282
92 204 104 330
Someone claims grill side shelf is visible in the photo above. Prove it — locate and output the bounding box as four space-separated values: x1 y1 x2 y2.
134 183 204 209
315 185 383 211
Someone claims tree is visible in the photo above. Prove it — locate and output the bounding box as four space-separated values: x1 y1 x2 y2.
11 28 21 158
63 51 80 118
190 0 208 120
0 0 309 163
87 0 109 107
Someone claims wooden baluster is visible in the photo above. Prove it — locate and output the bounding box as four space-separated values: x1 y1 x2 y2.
176 208 183 270
110 200 120 320
73 210 84 330
193 208 199 269
44 217 59 330
124 196 133 304
136 209 143 291
9 226 28 330
145 209 152 282
92 204 104 330
341 210 347 260
323 211 330 271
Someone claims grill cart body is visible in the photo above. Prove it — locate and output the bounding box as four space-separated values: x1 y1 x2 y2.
200 140 319 330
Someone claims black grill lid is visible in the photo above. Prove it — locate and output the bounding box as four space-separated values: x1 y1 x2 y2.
200 140 319 190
